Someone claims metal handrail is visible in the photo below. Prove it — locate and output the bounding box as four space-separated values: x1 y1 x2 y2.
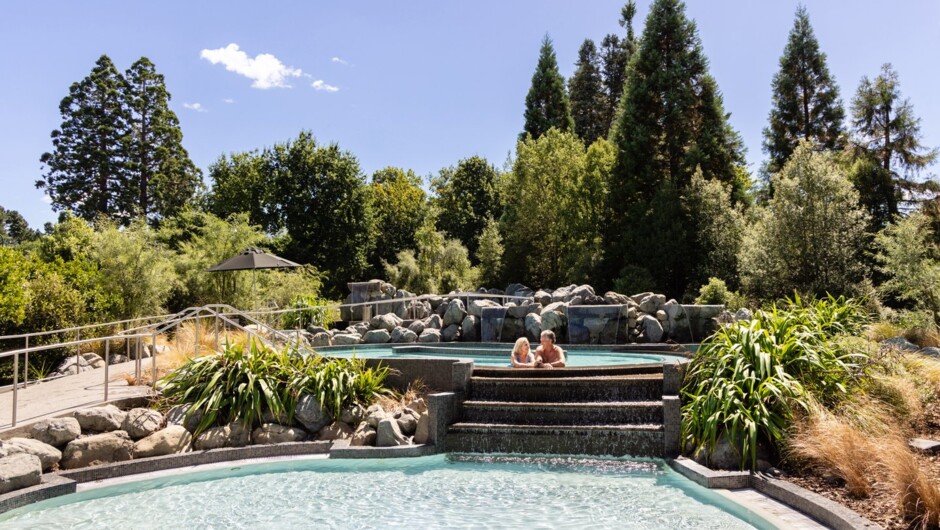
0 312 180 341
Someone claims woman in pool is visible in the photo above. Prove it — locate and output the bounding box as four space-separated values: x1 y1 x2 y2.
510 337 536 368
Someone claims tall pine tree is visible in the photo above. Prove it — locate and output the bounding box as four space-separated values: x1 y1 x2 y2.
605 0 745 296
762 5 844 176
851 63 938 214
38 55 131 223
520 35 574 141
568 39 607 145
124 58 201 221
600 1 637 135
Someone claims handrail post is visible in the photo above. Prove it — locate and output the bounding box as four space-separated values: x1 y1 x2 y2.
135 337 142 384
75 328 81 372
104 339 109 401
214 313 219 353
151 334 157 387
195 317 200 358
23 336 28 388
12 351 18 427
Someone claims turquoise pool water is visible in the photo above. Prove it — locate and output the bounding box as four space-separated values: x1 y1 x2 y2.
320 345 673 367
0 455 773 529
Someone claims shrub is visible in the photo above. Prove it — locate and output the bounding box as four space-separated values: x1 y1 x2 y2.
694 277 746 310
281 295 337 330
158 341 391 436
874 212 940 325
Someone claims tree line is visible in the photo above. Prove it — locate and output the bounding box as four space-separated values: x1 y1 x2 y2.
2 0 939 338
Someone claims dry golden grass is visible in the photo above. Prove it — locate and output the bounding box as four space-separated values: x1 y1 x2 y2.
903 354 940 395
906 327 940 349
788 410 879 497
868 321 903 343
880 438 940 529
865 372 925 423
374 379 429 413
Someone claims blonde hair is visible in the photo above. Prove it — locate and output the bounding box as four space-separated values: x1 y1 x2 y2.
511 337 530 357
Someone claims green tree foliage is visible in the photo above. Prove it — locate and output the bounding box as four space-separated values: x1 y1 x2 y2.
0 247 31 328
38 56 199 225
683 171 745 289
762 6 845 176
431 156 502 259
874 212 940 323
520 35 574 141
476 217 504 288
568 39 607 145
851 63 939 215
207 151 277 232
739 142 869 299
38 55 131 223
91 220 176 319
0 207 38 246
269 132 373 296
694 277 745 310
384 211 478 294
368 167 427 272
599 1 638 135
606 0 745 296
502 129 600 287
124 57 202 221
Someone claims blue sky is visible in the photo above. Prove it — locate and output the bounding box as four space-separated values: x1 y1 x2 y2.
1 1 938 228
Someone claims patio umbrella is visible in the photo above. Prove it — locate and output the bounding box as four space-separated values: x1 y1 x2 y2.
207 247 301 308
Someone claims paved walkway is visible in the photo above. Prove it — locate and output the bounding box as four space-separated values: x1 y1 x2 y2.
717 488 830 529
0 358 154 431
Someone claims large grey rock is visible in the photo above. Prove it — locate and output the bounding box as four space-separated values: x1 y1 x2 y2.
551 285 576 303
919 347 940 357
405 300 430 320
134 425 192 458
306 325 328 336
333 333 362 346
639 294 666 314
295 394 329 432
166 404 204 433
0 438 61 471
418 329 441 343
468 299 501 318
193 422 250 450
122 408 164 440
441 324 461 342
340 404 366 425
427 314 443 330
29 417 81 448
524 314 542 341
408 320 426 335
376 418 409 447
317 421 354 441
365 405 390 428
882 336 920 352
461 315 479 342
427 295 444 310
541 301 568 317
630 292 654 305
442 299 467 327
604 291 630 305
734 308 753 322
251 424 307 445
565 285 595 303
396 409 420 435
370 313 402 332
74 405 127 433
414 412 430 444
541 311 566 334
507 302 541 319
640 315 664 343
353 323 370 336
351 422 377 446
0 454 41 494
363 329 391 344
664 300 683 320
390 327 418 344
533 290 552 306
62 431 134 469
310 332 332 348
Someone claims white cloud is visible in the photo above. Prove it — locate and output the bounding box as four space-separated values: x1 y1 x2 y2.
312 80 339 92
223 98 235 104
41 195 52 204
331 57 348 65
183 102 207 112
200 43 302 89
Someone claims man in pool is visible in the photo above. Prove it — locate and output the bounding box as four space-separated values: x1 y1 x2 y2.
535 330 566 368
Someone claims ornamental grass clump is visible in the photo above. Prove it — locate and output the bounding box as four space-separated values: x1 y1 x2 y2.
682 295 870 470
158 340 391 436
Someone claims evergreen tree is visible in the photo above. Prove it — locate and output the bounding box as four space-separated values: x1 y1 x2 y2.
762 5 844 176
520 35 574 141
600 1 637 135
851 63 939 212
38 55 131 223
605 0 745 296
124 58 202 221
568 39 607 145
0 206 38 246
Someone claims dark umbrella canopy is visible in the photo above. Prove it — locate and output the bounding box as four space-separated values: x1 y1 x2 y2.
207 248 301 272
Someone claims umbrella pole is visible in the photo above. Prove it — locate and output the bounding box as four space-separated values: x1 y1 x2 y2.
252 270 256 311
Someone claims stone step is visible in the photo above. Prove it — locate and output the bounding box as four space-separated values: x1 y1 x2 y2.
471 363 663 379
460 400 663 425
468 375 663 402
446 423 664 457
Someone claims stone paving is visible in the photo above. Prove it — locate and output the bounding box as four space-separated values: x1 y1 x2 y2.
718 488 830 529
0 359 154 431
